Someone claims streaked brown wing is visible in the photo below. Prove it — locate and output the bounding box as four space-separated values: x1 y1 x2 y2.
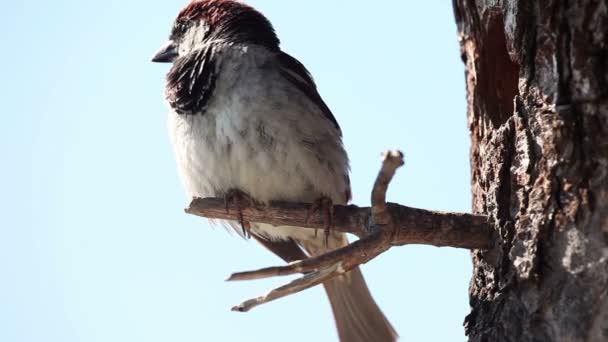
276 51 352 203
276 52 342 135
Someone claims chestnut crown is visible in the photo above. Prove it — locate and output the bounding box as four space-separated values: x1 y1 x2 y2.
152 0 280 63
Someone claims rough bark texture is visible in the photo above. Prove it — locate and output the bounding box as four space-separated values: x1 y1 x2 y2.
453 0 608 341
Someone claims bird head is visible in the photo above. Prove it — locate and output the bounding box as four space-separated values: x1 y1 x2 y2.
152 0 280 63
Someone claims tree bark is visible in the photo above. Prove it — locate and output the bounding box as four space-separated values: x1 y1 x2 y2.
453 0 608 341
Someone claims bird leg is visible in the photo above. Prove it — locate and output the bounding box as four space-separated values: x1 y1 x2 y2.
306 196 334 246
224 189 253 238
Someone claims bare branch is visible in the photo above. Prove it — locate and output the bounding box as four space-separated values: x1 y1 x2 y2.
184 150 492 311
231 261 344 312
228 230 389 281
371 150 404 226
186 180 490 249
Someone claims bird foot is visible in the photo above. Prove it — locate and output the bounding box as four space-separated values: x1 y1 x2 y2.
306 196 334 246
224 189 253 238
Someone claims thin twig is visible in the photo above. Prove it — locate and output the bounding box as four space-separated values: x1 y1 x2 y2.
231 261 344 312
371 150 404 226
228 231 388 281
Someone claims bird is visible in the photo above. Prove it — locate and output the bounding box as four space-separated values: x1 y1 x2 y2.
152 1 397 341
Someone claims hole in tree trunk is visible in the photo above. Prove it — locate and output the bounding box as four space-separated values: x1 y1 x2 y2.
476 12 520 128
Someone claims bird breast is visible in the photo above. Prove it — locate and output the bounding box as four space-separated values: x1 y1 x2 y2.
167 44 349 209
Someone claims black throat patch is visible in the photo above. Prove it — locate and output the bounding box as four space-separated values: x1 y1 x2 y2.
166 46 217 115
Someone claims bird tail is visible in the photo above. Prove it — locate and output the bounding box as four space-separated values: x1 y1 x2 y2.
323 267 398 342
301 235 398 342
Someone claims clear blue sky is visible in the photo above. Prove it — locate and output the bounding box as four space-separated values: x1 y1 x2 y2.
2 1 472 341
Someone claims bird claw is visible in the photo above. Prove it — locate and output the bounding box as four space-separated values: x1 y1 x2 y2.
224 189 253 238
306 196 334 246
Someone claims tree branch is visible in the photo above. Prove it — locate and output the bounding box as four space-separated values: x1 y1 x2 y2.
184 150 491 311
186 177 490 249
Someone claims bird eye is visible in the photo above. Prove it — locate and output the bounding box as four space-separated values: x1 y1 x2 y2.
178 22 189 34
171 21 189 38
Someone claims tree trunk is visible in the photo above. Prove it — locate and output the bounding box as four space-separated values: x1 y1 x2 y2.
452 0 608 341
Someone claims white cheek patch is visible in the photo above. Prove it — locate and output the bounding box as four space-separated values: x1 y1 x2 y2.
179 22 210 55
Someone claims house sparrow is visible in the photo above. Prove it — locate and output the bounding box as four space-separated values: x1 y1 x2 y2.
152 1 397 341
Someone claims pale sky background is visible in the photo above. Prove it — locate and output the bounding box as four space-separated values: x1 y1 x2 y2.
2 1 473 341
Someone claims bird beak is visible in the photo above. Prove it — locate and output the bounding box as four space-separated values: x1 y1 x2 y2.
151 40 178 63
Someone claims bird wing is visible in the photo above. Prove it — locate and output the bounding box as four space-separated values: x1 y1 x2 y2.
276 51 342 135
276 51 351 202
